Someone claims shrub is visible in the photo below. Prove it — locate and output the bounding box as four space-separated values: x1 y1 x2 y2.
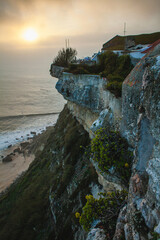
116 54 133 78
106 81 122 98
78 190 127 239
72 67 89 75
90 128 133 184
53 47 77 67
98 51 118 73
151 232 160 240
107 74 124 82
100 51 118 76
67 63 79 72
66 63 101 75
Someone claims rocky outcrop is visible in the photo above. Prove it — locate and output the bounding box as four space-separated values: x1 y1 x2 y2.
50 64 64 78
2 154 13 163
121 43 160 239
54 71 128 195
55 72 122 130
91 159 127 192
86 228 106 240
67 101 99 138
51 44 160 239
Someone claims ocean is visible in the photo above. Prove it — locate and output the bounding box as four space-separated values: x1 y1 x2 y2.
0 63 65 151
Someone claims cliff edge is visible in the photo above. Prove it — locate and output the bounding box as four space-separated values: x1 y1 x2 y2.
51 43 160 239
0 43 159 240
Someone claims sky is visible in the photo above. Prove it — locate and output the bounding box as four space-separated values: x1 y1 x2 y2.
0 0 160 69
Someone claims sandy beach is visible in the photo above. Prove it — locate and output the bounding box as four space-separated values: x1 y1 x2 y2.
0 125 55 194
0 143 35 193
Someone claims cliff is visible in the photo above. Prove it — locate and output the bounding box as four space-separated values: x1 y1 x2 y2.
53 67 122 135
0 44 159 240
50 43 160 239
120 44 160 239
0 105 101 240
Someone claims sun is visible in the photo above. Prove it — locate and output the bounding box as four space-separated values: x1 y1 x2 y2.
22 28 38 42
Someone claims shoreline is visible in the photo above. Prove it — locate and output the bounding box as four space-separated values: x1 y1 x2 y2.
0 112 60 151
0 125 55 194
0 138 35 194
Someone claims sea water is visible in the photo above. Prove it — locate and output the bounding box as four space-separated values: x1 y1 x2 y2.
0 64 65 151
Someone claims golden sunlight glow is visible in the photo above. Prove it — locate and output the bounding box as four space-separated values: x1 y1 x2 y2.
22 28 38 42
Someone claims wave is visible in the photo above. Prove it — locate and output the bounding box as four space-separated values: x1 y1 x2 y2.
0 112 60 120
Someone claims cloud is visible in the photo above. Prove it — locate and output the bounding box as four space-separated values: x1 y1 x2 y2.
0 0 159 50
0 1 20 22
1 0 160 22
0 0 73 22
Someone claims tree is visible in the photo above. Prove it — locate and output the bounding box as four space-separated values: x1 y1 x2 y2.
53 47 77 67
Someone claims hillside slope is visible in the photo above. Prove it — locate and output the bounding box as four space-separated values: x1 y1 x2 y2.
0 105 98 240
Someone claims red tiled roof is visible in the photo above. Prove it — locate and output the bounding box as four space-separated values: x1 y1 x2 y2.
142 39 160 53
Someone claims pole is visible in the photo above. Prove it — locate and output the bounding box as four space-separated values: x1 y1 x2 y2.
124 22 126 36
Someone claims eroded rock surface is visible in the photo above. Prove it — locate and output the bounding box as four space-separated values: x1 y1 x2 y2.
55 72 122 129
121 43 160 239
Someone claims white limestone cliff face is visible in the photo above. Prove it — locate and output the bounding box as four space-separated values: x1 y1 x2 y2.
67 101 99 138
53 72 125 194
50 43 160 239
55 72 122 130
50 64 64 78
120 43 160 239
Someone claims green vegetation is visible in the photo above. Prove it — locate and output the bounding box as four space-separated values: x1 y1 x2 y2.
76 190 127 239
0 152 55 240
65 63 101 75
65 51 133 97
151 232 160 240
106 81 122 98
53 47 77 67
0 105 98 240
90 128 133 184
99 52 133 97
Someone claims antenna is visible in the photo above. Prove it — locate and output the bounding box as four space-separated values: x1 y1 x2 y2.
65 39 67 49
124 22 126 36
65 38 70 49
65 38 69 49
